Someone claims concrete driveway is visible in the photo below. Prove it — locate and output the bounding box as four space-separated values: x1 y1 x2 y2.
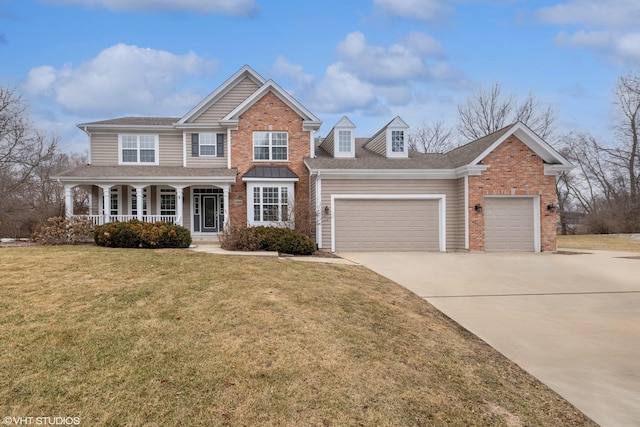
340 250 640 427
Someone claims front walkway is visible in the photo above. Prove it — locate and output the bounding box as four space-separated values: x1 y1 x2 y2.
189 243 357 264
340 249 640 427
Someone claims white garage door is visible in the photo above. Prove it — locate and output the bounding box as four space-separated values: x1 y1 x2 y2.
485 197 535 252
334 199 440 252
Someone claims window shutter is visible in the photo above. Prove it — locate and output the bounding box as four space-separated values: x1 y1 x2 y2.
191 134 199 157
216 134 225 157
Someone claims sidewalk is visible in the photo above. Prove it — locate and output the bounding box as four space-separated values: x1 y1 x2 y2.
188 243 357 265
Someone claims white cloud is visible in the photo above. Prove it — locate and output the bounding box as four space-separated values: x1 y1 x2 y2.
537 0 640 28
41 0 258 16
306 63 379 113
537 1 640 63
336 31 451 84
25 43 218 116
273 31 466 115
373 0 451 23
272 56 314 86
556 30 640 62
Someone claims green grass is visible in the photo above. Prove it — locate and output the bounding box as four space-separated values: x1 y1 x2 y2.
558 234 640 252
0 246 595 426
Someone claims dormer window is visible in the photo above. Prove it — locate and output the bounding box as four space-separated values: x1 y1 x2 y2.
391 130 405 153
338 130 352 153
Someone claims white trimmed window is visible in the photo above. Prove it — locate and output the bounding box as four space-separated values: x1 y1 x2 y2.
109 187 119 216
119 135 159 165
247 183 294 225
338 130 351 152
253 132 288 161
199 133 217 156
159 188 176 216
391 130 404 153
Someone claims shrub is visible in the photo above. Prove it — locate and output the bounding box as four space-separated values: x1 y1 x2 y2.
33 217 95 245
220 225 316 255
218 225 261 251
94 220 192 249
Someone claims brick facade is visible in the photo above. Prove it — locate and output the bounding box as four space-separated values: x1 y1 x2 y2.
468 136 558 251
228 91 311 228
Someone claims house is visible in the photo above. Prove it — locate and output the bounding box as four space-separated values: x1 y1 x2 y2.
55 65 573 252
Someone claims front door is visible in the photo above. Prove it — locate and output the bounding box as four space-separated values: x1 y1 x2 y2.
202 195 218 232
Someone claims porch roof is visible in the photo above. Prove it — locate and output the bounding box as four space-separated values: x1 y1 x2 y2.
53 165 237 185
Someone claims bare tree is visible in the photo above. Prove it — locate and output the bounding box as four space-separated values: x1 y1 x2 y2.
0 85 60 237
457 82 557 141
408 120 455 153
611 71 640 207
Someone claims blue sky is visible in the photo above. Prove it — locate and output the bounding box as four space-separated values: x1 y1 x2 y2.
1 0 639 153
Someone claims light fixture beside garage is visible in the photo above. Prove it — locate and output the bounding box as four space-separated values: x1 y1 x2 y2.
474 204 483 213
547 204 557 212
324 206 330 215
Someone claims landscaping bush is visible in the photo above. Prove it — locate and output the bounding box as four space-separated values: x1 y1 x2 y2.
218 225 261 251
33 216 95 245
219 225 316 255
94 220 192 249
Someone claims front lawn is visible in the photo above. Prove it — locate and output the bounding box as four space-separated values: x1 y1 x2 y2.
558 233 640 252
0 246 594 426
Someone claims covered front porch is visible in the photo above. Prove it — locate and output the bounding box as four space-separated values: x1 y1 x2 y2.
54 165 237 235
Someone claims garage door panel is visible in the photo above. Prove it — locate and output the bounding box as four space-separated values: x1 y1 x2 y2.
485 197 534 252
335 199 439 252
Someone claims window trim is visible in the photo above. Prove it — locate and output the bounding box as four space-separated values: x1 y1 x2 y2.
386 128 407 158
335 128 355 158
252 131 289 161
198 133 217 157
118 134 160 165
157 187 177 216
246 182 295 226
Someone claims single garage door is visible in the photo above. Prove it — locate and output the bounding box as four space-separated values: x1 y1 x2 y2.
334 199 439 251
484 197 535 252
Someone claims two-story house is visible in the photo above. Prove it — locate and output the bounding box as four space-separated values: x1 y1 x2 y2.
55 65 573 252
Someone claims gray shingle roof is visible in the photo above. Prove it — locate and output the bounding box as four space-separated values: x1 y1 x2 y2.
54 165 237 179
307 138 454 170
306 123 520 170
79 117 180 127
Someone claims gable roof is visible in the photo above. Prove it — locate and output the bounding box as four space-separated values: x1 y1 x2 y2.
450 121 572 167
177 65 266 125
221 79 322 129
363 116 409 150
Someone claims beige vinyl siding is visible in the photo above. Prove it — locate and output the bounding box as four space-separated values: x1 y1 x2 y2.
186 132 228 168
91 186 100 215
319 131 335 156
319 179 464 251
192 76 260 123
309 174 318 243
90 133 119 165
183 187 191 231
159 133 183 166
364 132 385 156
91 132 182 166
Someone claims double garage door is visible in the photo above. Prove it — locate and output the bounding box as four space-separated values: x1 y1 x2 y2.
484 197 536 252
334 198 440 252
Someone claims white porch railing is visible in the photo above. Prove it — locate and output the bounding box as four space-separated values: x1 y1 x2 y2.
76 215 181 226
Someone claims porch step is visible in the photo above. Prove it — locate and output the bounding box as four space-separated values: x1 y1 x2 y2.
191 236 221 245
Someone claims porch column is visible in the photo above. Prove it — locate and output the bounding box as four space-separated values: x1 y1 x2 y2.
134 186 144 221
175 186 185 226
64 185 73 219
222 184 230 231
99 185 111 223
